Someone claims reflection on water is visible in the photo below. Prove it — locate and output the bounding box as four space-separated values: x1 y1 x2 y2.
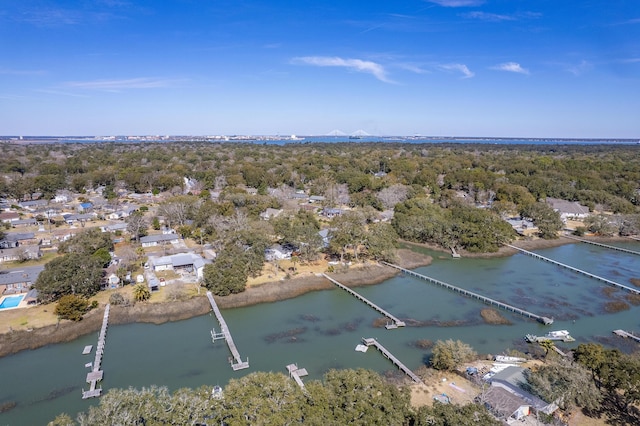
1 242 639 424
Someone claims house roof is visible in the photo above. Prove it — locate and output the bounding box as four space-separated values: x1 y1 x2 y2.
545 198 589 215
0 265 44 286
140 234 179 243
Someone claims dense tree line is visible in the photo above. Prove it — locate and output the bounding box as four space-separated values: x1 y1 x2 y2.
49 369 499 425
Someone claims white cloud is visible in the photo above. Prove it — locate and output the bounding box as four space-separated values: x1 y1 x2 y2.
566 60 592 76
426 0 485 7
292 56 394 83
439 63 475 78
463 11 515 22
64 77 183 91
491 62 530 75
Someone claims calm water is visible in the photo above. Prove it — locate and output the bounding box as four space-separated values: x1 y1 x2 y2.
1 242 639 425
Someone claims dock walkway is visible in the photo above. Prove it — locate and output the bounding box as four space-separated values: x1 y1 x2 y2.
381 262 553 325
206 292 249 371
322 274 405 329
82 304 110 399
362 338 423 384
613 329 640 343
505 245 640 295
564 235 640 256
286 364 309 390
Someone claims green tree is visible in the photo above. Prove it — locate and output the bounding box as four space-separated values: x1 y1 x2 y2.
203 243 248 296
430 339 477 371
132 284 151 302
522 201 563 239
365 222 398 261
525 358 602 412
54 294 89 321
412 401 500 425
35 253 103 302
58 228 113 256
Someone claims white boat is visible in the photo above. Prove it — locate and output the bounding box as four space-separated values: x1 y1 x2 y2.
546 330 570 338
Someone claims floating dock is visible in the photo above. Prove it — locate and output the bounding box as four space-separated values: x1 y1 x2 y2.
82 304 110 399
206 292 249 371
381 262 553 325
322 273 405 329
505 244 640 295
286 364 309 390
564 235 640 256
613 329 640 343
361 337 423 384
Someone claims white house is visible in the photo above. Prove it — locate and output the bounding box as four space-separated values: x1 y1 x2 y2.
140 233 181 248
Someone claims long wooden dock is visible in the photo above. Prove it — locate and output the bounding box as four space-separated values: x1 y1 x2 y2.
322 274 405 329
82 303 110 399
362 338 423 384
206 292 249 371
564 235 640 256
505 245 640 295
381 262 553 325
613 329 640 343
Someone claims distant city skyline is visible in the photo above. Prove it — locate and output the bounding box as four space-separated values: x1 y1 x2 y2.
1 0 639 138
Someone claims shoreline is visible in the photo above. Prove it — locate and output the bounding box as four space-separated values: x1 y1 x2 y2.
0 235 626 358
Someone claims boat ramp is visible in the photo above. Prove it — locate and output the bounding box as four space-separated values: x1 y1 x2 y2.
82 303 110 399
322 273 405 329
381 262 553 325
613 329 640 343
206 292 249 371
361 337 423 384
505 244 640 295
563 235 640 256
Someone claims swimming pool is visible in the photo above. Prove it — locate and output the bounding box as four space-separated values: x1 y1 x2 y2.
0 294 25 309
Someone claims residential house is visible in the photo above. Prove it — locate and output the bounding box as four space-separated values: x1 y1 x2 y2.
0 245 42 263
318 228 331 248
140 233 181 247
265 245 292 261
321 207 344 218
260 208 283 220
77 202 93 213
0 232 40 249
486 366 557 417
505 218 539 236
0 265 44 295
309 195 325 203
148 252 210 279
545 197 590 221
65 213 95 226
0 212 20 224
101 222 128 233
11 218 38 228
106 205 138 220
18 200 48 211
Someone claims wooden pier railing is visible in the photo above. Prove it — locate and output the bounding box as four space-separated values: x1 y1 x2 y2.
505 245 640 295
322 274 405 329
362 337 423 384
207 292 249 371
82 304 110 399
381 262 553 325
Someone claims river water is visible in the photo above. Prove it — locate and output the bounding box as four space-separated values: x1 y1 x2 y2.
1 242 639 425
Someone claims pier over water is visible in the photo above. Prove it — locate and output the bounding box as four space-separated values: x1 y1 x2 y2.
563 235 640 256
505 245 640 295
82 303 110 399
207 292 249 371
382 262 553 325
322 274 405 329
362 338 423 384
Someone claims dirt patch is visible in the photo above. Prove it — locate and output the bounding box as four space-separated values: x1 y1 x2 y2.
480 308 512 325
410 368 480 408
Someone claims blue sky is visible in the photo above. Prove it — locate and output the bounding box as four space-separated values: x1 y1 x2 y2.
1 0 638 138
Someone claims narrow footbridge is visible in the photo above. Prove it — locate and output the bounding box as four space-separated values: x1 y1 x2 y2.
563 235 640 256
322 273 405 329
381 262 553 325
505 245 640 295
207 292 249 371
